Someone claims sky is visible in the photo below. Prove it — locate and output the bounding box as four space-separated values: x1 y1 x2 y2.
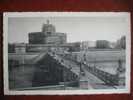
8 16 128 43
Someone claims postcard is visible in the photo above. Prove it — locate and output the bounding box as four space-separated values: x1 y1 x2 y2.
3 12 131 95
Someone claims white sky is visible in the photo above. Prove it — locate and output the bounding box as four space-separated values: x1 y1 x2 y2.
8 16 128 43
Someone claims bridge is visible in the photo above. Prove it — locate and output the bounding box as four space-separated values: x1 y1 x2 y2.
9 51 123 90
27 51 121 89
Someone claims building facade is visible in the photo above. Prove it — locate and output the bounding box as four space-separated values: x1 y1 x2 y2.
96 40 110 48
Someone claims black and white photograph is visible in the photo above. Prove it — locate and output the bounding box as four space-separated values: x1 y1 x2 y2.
3 12 131 95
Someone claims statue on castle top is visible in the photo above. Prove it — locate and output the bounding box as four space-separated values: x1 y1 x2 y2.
42 20 56 33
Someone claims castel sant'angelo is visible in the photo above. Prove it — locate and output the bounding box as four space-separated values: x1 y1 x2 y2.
29 20 67 45
13 20 80 53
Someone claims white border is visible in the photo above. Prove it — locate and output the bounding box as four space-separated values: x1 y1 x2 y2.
3 12 131 95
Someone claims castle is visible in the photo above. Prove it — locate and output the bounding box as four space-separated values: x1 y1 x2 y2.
12 20 80 53
29 20 66 45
